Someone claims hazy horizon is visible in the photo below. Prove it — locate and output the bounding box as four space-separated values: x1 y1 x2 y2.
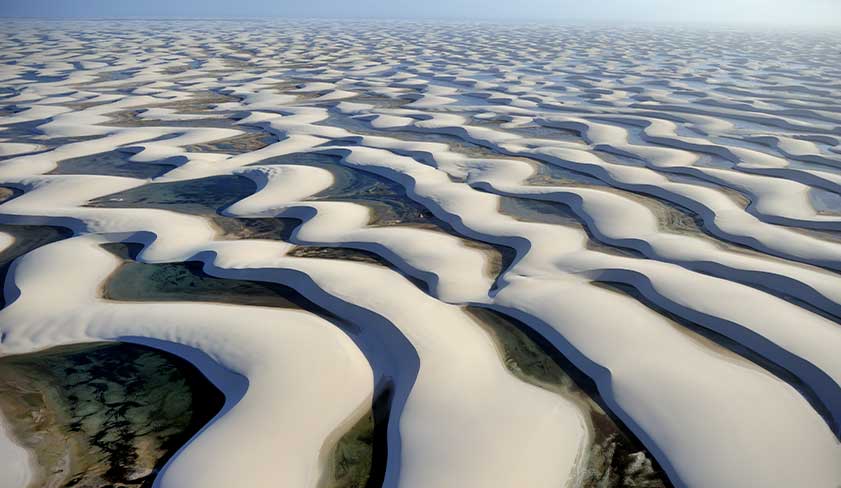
2 0 841 487
1 0 840 28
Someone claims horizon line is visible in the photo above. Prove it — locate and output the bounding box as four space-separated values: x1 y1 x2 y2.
1 15 840 31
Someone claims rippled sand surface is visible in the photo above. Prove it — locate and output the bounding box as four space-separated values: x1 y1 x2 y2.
0 19 840 488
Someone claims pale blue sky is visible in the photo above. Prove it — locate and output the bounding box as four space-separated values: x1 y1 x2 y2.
1 0 840 27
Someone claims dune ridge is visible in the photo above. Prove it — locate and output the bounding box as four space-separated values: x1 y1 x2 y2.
0 19 840 488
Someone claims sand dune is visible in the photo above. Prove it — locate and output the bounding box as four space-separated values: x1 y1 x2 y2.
0 19 840 488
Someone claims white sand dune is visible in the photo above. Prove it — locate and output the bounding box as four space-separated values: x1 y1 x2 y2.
1 235 375 488
1 18 840 488
0 414 31 488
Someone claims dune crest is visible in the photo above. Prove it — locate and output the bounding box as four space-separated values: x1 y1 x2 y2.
0 19 840 488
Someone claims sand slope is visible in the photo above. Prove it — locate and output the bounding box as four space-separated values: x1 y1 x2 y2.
0 19 840 488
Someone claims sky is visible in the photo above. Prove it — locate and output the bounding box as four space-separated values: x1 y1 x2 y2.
1 0 840 27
